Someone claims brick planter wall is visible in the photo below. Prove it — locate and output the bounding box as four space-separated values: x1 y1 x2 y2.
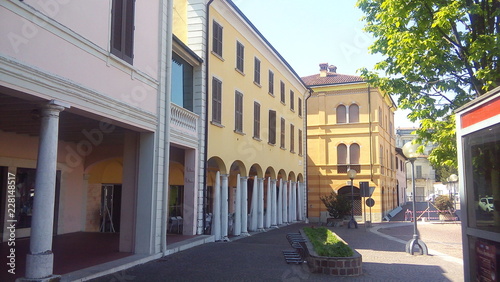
302 229 363 276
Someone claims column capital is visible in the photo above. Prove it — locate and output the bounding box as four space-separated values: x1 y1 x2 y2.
221 174 229 178
240 176 249 180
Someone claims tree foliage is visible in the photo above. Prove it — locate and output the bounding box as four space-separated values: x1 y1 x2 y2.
357 0 500 167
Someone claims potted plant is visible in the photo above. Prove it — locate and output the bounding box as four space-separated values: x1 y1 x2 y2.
434 195 455 221
320 191 352 226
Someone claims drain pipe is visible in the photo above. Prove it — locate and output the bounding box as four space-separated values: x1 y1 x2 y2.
368 85 373 182
304 88 312 221
202 0 215 235
162 0 174 256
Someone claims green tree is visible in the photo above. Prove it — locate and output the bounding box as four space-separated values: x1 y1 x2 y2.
356 0 500 167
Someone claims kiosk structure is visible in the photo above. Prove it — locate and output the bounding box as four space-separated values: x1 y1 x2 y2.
456 86 500 281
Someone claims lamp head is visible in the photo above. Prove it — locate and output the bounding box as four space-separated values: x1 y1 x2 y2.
449 174 458 182
347 169 357 179
402 142 420 159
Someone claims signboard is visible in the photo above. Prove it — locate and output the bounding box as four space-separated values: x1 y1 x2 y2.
366 198 375 207
476 240 497 281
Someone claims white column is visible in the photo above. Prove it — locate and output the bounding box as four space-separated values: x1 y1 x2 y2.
257 178 264 231
292 181 297 221
250 177 258 231
277 179 283 225
283 181 288 224
221 174 229 241
265 177 271 228
234 174 241 236
289 181 294 222
241 176 249 236
212 172 221 241
25 101 67 280
297 182 303 221
271 179 278 228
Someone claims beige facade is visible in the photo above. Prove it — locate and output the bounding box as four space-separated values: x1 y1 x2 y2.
206 0 308 239
304 64 397 222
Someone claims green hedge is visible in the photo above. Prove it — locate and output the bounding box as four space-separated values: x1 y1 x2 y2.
303 227 354 257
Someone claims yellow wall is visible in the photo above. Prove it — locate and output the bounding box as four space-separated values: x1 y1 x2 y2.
307 83 397 222
207 3 307 180
173 0 188 43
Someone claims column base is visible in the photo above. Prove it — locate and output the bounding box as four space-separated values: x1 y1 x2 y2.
16 275 61 282
23 252 56 281
270 225 279 229
222 236 230 242
240 232 250 237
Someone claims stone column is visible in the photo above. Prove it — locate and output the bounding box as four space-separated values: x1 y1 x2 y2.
257 178 264 231
213 172 221 241
24 101 67 281
241 176 249 236
277 179 283 225
291 181 297 222
282 181 288 224
265 177 271 228
297 182 302 221
221 174 229 241
271 179 278 228
234 174 241 236
250 177 258 231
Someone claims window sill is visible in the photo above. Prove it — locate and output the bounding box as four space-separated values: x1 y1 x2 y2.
268 92 275 97
281 101 286 106
290 109 295 113
211 51 224 62
234 130 245 136
210 121 225 128
280 146 286 150
254 81 262 88
235 68 245 76
253 136 262 142
268 142 276 147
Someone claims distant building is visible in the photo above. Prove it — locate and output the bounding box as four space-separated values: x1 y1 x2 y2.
303 63 398 223
395 127 436 201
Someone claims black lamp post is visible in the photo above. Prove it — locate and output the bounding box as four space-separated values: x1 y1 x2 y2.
347 169 358 229
403 142 428 255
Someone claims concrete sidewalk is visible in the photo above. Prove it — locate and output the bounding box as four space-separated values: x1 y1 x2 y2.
90 222 464 282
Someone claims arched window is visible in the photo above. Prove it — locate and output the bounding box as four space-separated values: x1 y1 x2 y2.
336 105 346 124
349 104 359 123
350 143 360 164
337 144 347 164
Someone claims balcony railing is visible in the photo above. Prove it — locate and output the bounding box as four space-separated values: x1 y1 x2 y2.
170 103 198 136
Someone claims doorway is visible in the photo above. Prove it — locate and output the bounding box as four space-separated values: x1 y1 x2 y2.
100 184 122 233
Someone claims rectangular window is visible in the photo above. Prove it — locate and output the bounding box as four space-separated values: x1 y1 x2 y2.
290 90 295 111
268 110 276 145
172 53 194 111
212 77 222 124
235 91 243 132
254 57 261 85
236 41 244 72
298 97 302 117
290 124 295 153
268 70 274 95
280 81 285 103
111 0 135 64
298 129 303 155
416 165 422 178
280 118 286 149
253 102 260 139
212 20 223 57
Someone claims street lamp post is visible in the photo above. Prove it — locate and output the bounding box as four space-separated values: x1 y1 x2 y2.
402 142 428 255
449 174 458 210
347 169 358 229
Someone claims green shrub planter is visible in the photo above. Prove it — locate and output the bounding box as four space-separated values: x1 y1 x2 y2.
302 227 362 276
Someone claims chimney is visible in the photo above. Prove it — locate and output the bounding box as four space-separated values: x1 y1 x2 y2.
328 65 337 73
319 63 328 77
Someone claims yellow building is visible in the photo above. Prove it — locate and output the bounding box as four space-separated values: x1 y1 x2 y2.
303 63 397 223
206 0 308 239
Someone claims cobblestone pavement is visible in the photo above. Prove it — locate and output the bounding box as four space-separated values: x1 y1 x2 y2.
91 221 464 282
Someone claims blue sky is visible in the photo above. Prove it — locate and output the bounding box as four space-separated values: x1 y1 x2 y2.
232 0 417 128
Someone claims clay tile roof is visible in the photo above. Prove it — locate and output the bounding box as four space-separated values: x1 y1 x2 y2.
301 72 364 86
